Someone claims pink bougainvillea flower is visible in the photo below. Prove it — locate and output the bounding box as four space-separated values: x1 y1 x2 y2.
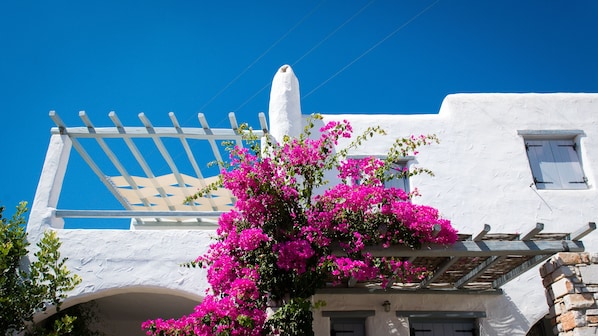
143 117 456 336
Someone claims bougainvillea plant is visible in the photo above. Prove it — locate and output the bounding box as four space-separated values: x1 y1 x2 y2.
142 115 457 336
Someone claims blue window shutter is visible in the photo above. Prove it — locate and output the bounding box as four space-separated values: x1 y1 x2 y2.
526 140 558 189
526 138 587 190
385 162 409 192
550 140 587 189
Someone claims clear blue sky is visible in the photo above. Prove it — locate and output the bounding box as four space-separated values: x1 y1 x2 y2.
1 1 597 226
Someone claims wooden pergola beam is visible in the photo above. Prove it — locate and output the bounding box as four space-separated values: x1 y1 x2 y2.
358 240 585 258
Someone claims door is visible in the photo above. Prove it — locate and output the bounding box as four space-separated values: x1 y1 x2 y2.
410 319 476 336
330 317 366 336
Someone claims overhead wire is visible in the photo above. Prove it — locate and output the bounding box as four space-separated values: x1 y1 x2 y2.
302 0 441 100
291 0 377 67
162 2 326 172
233 0 377 113
190 0 325 127
158 0 440 174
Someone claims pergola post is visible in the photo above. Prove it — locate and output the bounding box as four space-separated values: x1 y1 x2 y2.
27 132 72 235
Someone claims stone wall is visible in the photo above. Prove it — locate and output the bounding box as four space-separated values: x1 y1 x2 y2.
540 252 598 335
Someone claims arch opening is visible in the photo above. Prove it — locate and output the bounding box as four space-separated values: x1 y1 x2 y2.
35 287 203 336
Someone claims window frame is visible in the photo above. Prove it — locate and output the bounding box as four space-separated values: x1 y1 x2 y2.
329 317 366 336
408 318 477 336
323 310 375 336
518 130 588 190
396 311 486 336
347 155 414 193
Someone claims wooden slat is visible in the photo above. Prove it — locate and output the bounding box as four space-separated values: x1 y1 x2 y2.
259 112 268 133
139 113 198 213
169 112 219 211
79 112 150 209
110 112 175 212
492 254 551 289
50 111 130 209
571 222 597 241
359 240 585 258
55 209 224 218
316 287 503 295
472 224 491 241
228 112 244 147
521 222 544 240
419 256 459 288
454 256 505 288
228 112 239 132
198 113 226 171
50 126 256 139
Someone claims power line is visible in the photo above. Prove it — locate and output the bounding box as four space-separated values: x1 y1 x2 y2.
302 0 441 100
159 3 326 170
191 0 325 125
234 0 377 113
292 0 377 67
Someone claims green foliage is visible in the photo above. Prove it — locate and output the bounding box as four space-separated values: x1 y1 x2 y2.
0 202 82 335
30 303 106 336
265 298 314 336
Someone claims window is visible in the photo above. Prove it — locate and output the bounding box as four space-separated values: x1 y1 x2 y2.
323 310 374 336
330 317 366 336
397 311 484 336
384 161 410 193
409 319 477 336
349 156 411 192
524 138 587 190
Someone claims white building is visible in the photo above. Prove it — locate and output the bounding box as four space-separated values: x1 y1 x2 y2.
27 66 598 335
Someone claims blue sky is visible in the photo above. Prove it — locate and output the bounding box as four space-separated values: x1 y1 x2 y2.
0 1 597 226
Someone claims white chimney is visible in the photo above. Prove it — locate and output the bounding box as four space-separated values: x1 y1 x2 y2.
268 64 302 143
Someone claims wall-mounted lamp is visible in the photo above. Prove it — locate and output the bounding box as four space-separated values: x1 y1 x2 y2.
382 300 391 312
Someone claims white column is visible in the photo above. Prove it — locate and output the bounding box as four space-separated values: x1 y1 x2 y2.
268 65 302 143
27 134 72 235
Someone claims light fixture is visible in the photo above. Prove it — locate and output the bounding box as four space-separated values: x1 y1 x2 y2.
382 300 391 312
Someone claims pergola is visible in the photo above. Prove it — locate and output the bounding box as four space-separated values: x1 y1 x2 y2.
326 222 594 294
50 110 267 227
49 111 595 293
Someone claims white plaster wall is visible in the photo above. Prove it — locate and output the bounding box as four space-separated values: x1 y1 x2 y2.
30 228 212 327
26 93 598 335
313 293 526 336
322 94 598 235
316 93 598 335
53 229 211 305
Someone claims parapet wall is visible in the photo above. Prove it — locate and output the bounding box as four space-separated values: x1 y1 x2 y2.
540 253 598 335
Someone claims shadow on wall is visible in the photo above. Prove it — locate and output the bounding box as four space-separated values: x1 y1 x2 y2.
482 293 536 336
36 287 203 336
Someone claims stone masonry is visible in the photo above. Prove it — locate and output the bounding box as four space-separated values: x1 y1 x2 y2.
540 252 598 336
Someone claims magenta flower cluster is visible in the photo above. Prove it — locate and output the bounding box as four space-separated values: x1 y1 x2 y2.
143 117 457 336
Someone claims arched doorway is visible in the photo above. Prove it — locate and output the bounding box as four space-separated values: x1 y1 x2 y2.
526 316 553 336
36 290 202 336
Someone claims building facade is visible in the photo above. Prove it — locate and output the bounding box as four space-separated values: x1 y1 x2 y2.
26 67 597 335
310 93 598 336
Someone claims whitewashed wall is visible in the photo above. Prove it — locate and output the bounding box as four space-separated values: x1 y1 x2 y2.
26 93 598 335
312 293 525 335
311 93 598 335
26 133 212 335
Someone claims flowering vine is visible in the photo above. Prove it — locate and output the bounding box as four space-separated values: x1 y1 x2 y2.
142 115 457 336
